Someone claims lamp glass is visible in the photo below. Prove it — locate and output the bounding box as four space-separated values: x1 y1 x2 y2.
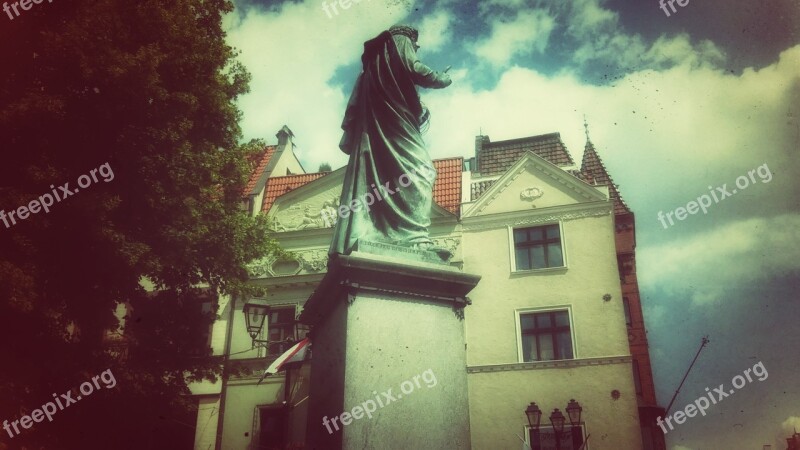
566 399 582 426
549 408 566 433
243 303 269 339
525 402 542 429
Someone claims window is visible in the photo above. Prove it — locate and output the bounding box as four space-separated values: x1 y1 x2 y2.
623 297 632 327
519 310 574 362
513 224 564 270
529 425 585 450
267 307 296 356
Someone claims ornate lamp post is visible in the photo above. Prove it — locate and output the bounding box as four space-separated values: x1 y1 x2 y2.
243 300 270 348
525 402 542 429
549 408 566 450
524 399 583 450
566 399 583 427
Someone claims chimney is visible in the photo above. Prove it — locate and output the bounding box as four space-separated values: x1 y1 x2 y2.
276 125 294 148
475 134 489 174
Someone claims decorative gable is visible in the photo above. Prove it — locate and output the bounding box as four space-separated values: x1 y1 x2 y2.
463 151 608 218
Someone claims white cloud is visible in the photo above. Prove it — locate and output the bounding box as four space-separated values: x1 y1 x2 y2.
421 45 799 228
472 10 556 68
224 0 413 170
564 0 726 69
418 10 452 52
638 214 800 305
567 0 617 38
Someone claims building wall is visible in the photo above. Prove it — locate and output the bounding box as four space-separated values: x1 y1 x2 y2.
194 396 221 450
463 205 642 449
463 214 630 366
468 364 642 450
221 376 285 449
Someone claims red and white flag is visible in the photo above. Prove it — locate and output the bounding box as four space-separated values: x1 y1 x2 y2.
257 338 310 384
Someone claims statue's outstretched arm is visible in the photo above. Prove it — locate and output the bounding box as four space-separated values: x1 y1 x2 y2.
411 59 452 89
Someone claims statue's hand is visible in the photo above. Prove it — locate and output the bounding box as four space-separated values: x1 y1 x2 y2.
439 72 452 87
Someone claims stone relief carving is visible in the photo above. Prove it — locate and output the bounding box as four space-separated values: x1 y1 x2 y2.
297 249 328 272
248 249 330 278
269 195 340 232
247 254 277 278
520 187 544 205
432 237 460 256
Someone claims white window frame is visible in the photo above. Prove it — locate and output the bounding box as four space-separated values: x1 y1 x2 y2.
508 222 568 273
515 306 577 363
524 423 589 450
253 303 297 358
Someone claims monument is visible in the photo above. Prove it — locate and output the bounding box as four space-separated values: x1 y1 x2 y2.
301 25 480 449
328 24 453 262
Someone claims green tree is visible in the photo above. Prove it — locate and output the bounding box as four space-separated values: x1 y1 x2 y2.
0 1 277 448
318 162 333 172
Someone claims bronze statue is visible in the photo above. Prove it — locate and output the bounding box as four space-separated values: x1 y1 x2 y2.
329 25 452 261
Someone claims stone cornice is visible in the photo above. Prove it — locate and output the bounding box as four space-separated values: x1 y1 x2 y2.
466 355 631 373
461 201 611 231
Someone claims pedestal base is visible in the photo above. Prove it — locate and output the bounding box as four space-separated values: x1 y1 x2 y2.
300 251 480 450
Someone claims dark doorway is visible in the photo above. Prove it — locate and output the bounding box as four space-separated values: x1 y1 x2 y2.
258 407 287 450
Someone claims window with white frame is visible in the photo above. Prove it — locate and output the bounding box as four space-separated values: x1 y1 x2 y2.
528 424 586 450
519 310 574 362
512 224 564 271
267 307 296 356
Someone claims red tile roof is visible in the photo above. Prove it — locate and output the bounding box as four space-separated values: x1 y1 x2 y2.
243 146 277 196
261 172 329 212
432 157 463 215
580 141 631 215
257 157 463 216
477 132 574 176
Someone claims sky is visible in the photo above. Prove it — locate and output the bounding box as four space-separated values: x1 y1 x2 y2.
223 0 800 448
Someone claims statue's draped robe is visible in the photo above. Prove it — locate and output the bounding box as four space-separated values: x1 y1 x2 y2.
329 31 451 256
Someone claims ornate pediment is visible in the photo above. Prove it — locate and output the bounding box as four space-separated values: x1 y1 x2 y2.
463 151 608 218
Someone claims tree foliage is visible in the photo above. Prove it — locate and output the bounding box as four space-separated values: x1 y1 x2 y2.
0 0 276 448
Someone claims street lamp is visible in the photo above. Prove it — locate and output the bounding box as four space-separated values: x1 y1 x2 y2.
523 400 583 450
243 301 270 347
549 408 566 434
566 399 582 427
525 402 542 429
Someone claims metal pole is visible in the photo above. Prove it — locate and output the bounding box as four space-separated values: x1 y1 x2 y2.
664 336 709 416
214 295 236 450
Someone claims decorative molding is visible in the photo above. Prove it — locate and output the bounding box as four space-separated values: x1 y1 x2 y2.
466 355 631 373
432 236 461 256
462 205 610 231
297 249 329 273
246 254 278 278
465 154 607 217
519 187 544 206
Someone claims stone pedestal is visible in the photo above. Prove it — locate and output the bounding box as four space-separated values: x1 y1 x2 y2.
300 247 480 450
